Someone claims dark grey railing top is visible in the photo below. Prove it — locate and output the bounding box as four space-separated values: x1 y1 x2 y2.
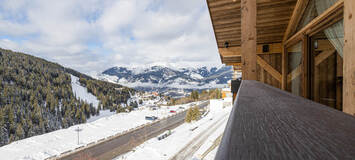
216 80 355 160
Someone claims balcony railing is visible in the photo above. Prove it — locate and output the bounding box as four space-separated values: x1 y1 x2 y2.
216 80 355 160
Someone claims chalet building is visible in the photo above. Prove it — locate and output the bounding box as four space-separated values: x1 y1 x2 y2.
206 0 355 159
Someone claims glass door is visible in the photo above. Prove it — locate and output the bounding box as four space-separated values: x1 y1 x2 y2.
310 20 343 110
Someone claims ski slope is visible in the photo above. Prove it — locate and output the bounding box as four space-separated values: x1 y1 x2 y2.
70 75 99 108
71 75 118 123
0 101 200 160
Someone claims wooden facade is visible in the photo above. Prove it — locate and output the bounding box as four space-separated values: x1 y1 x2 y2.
207 0 355 116
344 0 355 115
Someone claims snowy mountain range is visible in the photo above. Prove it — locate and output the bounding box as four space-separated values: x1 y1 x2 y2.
95 65 233 97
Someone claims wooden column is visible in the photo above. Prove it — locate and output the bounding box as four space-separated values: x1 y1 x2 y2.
344 0 355 115
302 35 309 98
241 0 257 80
281 45 288 90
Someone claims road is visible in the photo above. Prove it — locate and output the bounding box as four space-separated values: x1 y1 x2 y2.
57 101 208 160
169 112 229 160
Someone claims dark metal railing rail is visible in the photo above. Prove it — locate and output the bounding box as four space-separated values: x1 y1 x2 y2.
216 80 355 160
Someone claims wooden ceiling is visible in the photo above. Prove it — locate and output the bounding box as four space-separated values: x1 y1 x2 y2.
207 0 298 66
207 0 297 48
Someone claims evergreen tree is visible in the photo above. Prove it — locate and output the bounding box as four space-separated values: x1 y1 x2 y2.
126 106 133 112
190 90 199 101
0 48 135 146
0 111 4 127
191 106 201 121
96 104 101 115
185 106 201 123
116 105 120 114
15 124 25 140
185 107 193 123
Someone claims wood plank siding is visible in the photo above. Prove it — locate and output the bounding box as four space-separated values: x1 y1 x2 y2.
207 0 354 115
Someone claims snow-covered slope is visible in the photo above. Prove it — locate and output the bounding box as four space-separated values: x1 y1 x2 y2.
0 102 201 160
70 75 99 108
96 65 233 97
70 75 121 123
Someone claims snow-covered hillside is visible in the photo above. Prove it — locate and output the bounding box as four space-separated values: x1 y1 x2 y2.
95 65 233 97
71 75 116 123
0 102 201 160
70 75 99 108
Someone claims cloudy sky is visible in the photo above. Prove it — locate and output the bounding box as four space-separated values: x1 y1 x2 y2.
0 0 220 74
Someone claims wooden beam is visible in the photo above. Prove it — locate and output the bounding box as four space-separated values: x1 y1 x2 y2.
222 55 242 64
225 62 242 66
283 0 309 42
257 56 282 82
281 45 288 90
257 43 282 54
285 0 344 47
218 43 282 57
343 0 355 115
223 55 242 58
314 49 336 66
218 46 241 56
260 67 265 83
302 35 309 98
241 0 257 80
209 3 240 12
208 0 239 8
257 0 295 6
287 65 302 83
233 65 242 70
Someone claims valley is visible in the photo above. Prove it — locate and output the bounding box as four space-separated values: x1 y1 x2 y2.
96 65 233 98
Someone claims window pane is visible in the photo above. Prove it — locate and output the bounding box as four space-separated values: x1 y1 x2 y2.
287 42 303 96
294 0 340 35
310 20 343 110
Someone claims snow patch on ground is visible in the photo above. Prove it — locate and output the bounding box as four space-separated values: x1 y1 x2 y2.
70 75 99 108
86 110 116 123
114 100 232 160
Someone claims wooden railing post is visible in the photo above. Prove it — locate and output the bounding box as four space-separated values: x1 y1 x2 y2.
241 0 257 80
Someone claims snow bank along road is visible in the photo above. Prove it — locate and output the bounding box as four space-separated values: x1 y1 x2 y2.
170 111 229 160
58 101 209 160
114 100 232 160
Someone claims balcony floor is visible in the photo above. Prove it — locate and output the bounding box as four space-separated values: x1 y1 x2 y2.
216 80 355 160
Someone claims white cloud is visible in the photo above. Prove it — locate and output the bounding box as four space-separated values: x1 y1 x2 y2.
0 39 21 50
98 0 138 34
0 0 220 74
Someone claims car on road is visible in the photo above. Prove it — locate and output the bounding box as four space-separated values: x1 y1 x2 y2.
157 130 172 140
145 116 158 121
170 110 176 113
